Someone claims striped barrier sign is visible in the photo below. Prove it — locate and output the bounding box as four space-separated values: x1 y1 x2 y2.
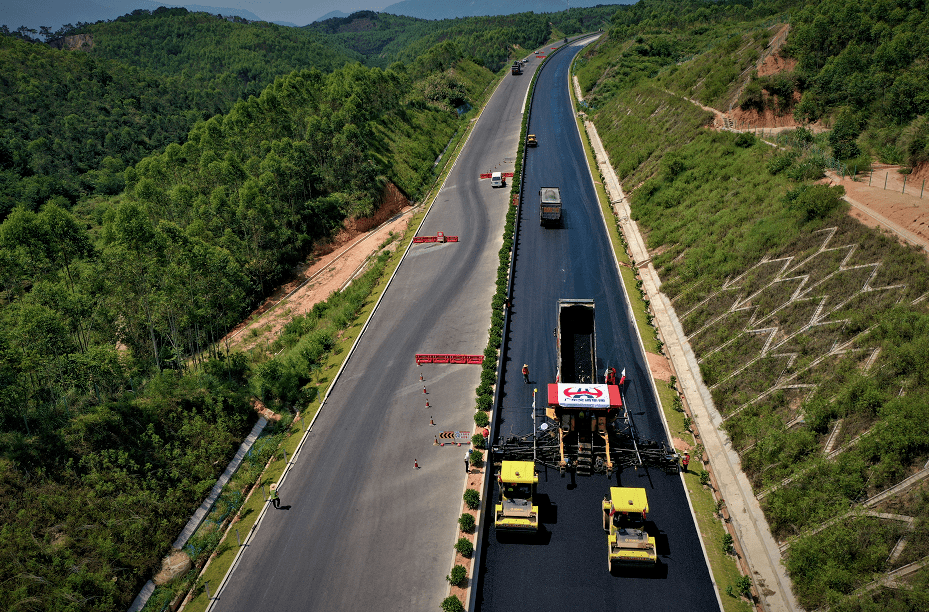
415 354 484 365
439 431 471 440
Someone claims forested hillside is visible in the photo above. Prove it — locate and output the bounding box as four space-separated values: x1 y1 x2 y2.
0 34 206 215
67 8 363 109
576 0 929 609
0 7 511 609
0 8 366 218
380 0 623 21
306 7 617 70
787 0 929 166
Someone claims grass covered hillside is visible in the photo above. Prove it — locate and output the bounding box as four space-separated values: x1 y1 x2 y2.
577 0 929 609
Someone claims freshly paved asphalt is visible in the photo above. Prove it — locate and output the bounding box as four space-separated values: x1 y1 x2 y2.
474 40 721 612
210 50 537 611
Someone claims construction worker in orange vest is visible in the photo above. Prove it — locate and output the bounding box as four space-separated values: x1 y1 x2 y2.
682 452 690 473
522 364 530 384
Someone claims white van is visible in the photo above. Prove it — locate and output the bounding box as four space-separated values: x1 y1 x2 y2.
491 172 505 188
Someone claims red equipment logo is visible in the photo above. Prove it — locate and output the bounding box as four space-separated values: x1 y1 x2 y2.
563 387 603 399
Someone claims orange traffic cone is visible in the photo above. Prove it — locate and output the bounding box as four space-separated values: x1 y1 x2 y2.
425 400 430 409
423 385 427 394
414 458 420 469
430 416 435 426
434 436 439 445
420 372 424 382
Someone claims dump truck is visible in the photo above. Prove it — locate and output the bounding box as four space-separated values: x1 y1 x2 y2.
526 134 538 147
511 61 522 75
494 460 539 532
602 487 657 569
539 187 562 227
555 299 596 385
547 298 619 475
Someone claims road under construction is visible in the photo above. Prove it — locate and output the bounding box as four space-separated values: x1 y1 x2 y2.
475 37 720 612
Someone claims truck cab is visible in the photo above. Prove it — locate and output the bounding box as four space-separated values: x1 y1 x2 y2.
511 62 522 75
602 487 657 570
526 134 538 147
494 460 539 532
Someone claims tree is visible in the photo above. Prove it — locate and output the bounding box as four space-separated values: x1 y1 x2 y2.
828 108 862 160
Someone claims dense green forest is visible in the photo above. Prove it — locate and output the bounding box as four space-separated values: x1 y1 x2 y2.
786 0 929 166
0 34 208 215
69 8 363 109
0 59 461 610
0 5 608 609
576 0 929 609
0 8 366 217
306 7 617 70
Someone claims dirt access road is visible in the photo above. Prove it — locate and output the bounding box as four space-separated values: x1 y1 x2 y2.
222 184 417 354
827 164 929 254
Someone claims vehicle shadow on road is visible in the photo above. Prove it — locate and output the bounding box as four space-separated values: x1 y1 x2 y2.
610 560 669 579
495 526 553 545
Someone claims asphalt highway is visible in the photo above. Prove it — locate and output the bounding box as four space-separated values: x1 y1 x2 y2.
474 40 722 612
209 50 537 612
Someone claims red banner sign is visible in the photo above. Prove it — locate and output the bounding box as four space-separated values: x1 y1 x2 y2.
415 354 484 365
412 235 459 243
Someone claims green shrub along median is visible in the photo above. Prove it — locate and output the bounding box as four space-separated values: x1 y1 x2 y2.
455 537 474 558
446 564 467 587
458 513 476 533
442 595 466 612
463 489 481 510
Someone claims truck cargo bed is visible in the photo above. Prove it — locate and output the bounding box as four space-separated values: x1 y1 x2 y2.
557 300 596 384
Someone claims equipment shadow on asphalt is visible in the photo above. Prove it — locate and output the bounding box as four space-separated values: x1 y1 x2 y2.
537 493 556 525
609 560 669 579
651 526 669 556
494 526 553 545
